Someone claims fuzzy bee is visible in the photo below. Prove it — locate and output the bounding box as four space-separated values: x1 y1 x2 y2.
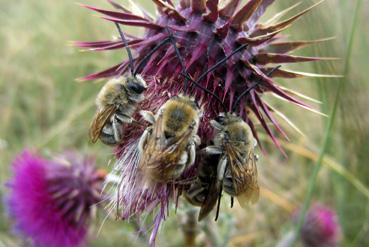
138 95 202 183
206 113 260 207
184 114 259 220
203 66 281 206
89 75 147 145
89 22 170 145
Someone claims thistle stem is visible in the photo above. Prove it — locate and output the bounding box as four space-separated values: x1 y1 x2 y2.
181 210 198 247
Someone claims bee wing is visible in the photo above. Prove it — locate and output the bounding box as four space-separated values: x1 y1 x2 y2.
226 145 260 207
141 113 194 178
198 175 222 221
89 105 116 143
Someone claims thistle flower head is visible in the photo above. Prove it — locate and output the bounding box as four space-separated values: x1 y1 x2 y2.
76 0 334 245
5 151 106 247
77 0 332 152
297 204 342 247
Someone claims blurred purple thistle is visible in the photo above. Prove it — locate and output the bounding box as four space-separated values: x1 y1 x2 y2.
298 204 342 247
278 203 342 247
5 151 106 247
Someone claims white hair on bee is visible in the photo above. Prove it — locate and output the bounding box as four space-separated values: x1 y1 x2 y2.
103 136 181 245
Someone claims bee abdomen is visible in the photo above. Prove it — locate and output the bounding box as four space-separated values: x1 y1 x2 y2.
185 183 206 206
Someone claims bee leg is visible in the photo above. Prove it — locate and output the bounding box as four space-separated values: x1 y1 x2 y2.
223 171 236 196
214 185 223 221
140 110 155 124
185 185 205 206
112 115 123 143
171 152 188 179
205 145 223 155
210 120 223 130
214 157 228 221
217 156 227 182
100 123 118 145
101 123 114 135
186 142 197 167
178 151 188 165
115 112 133 124
193 135 201 146
138 127 152 154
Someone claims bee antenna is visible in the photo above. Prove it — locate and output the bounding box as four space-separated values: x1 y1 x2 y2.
183 44 249 112
164 27 190 93
133 35 172 76
214 186 222 221
164 27 224 106
180 72 228 113
215 162 228 221
195 44 249 89
115 22 135 76
179 44 249 112
232 65 281 112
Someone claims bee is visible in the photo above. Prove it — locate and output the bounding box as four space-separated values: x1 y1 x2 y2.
138 95 202 183
205 113 260 207
184 113 259 221
203 66 281 205
183 114 259 221
184 151 222 221
89 75 147 145
89 22 171 145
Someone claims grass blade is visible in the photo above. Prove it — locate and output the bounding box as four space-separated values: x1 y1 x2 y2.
290 0 363 245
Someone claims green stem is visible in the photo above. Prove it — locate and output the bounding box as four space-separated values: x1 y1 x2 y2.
290 0 362 245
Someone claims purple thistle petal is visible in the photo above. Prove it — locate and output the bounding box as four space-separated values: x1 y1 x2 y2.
255 53 337 65
250 92 287 156
179 0 190 9
215 21 230 39
237 30 281 46
106 0 131 13
248 0 275 29
255 93 289 141
78 63 123 81
152 0 186 21
254 1 324 36
74 39 142 51
191 0 206 13
102 16 163 29
73 40 121 49
81 4 149 22
268 37 335 53
219 0 241 18
230 0 263 30
203 0 219 22
266 67 306 79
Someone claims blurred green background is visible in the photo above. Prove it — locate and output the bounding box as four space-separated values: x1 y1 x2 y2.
0 0 368 246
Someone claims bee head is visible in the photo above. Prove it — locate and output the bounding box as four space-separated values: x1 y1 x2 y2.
126 75 147 94
212 113 254 146
160 95 201 138
214 112 226 125
225 118 254 145
174 94 201 111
